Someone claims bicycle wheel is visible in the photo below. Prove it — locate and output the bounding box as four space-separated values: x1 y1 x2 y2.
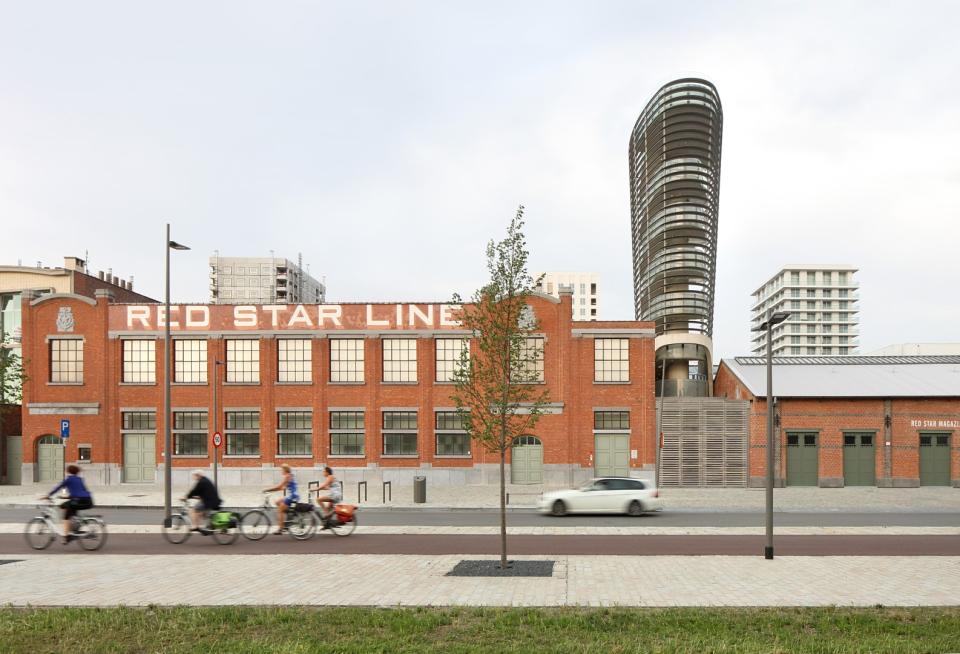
287 511 316 540
162 514 192 544
77 518 107 551
239 510 271 541
329 513 357 537
211 525 238 546
24 517 54 550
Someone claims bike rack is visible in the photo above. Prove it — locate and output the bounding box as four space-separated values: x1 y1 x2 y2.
382 480 392 503
357 480 368 502
307 480 320 501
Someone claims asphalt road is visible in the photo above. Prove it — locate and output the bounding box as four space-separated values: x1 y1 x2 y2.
1 507 958 527
2 533 959 556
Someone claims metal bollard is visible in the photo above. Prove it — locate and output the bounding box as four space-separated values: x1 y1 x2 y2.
413 476 426 503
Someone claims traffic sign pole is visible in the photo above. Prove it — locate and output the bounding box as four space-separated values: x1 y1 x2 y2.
60 419 70 475
212 431 222 487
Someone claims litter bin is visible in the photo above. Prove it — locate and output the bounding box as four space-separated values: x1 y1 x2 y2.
413 476 426 503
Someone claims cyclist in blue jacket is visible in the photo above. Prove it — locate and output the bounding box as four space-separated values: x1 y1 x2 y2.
43 464 93 544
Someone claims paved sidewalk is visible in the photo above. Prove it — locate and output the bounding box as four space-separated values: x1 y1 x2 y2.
0 554 958 606
3 482 958 512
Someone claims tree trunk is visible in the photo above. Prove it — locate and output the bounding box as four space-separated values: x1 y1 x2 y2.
499 444 507 569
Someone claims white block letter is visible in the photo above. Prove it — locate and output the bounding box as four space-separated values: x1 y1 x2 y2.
263 305 286 328
185 306 209 328
234 305 257 328
318 305 343 327
408 305 433 327
440 304 462 327
366 305 390 327
288 304 313 327
127 306 151 329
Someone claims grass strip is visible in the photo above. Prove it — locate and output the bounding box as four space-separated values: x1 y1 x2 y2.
1 606 959 653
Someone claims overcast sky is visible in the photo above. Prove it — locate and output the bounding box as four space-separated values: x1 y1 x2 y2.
2 1 958 359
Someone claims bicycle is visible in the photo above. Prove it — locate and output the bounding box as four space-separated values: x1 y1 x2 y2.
314 501 358 537
161 499 239 545
239 493 317 541
25 499 107 551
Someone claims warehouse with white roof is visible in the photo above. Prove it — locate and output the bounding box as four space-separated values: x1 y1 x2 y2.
714 356 960 488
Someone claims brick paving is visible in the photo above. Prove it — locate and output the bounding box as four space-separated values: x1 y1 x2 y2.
1 554 958 606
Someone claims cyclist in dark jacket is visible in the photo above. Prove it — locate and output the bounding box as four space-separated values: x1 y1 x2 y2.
182 470 222 533
44 464 93 543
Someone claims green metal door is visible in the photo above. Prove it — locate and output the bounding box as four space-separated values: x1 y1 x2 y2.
919 433 951 486
123 433 156 483
510 436 543 485
5 436 22 485
595 434 630 477
843 432 876 486
786 432 818 486
36 436 63 483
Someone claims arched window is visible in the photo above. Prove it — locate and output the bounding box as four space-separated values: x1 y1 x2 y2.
512 435 541 447
37 435 61 446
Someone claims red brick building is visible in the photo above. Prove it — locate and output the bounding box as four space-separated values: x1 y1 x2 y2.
16 288 657 487
715 357 960 488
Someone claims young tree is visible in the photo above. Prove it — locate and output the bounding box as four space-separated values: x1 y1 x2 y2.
0 339 25 454
0 339 24 405
450 206 549 569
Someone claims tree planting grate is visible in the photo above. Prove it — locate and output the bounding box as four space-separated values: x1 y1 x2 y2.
0 560 24 566
446 560 554 577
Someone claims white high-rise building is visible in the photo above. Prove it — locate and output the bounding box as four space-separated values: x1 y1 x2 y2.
209 255 325 304
535 272 599 320
751 265 860 356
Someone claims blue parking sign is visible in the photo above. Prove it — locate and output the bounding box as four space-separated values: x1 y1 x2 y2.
60 419 70 440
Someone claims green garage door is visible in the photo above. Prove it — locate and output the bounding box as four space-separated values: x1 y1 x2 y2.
595 433 630 477
5 435 22 484
919 433 951 486
786 432 818 486
843 432 876 486
123 433 156 483
510 436 543 485
36 436 64 483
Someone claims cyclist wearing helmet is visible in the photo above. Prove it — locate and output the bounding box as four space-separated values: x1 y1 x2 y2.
264 463 298 535
43 464 93 544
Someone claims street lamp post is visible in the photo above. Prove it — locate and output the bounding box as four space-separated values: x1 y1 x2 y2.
752 310 790 560
164 224 190 528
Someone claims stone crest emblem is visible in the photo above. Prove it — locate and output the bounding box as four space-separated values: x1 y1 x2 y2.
56 307 75 333
518 304 537 330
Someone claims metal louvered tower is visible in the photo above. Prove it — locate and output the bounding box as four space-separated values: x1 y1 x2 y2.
629 78 723 397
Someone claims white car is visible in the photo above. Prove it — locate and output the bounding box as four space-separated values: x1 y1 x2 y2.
537 477 663 516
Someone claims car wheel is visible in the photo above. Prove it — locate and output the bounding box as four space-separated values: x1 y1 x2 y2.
627 500 644 516
551 500 568 517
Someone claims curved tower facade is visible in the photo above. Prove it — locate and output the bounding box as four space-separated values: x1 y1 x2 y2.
629 78 722 396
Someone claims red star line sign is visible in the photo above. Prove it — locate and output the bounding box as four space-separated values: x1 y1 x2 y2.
213 432 222 448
